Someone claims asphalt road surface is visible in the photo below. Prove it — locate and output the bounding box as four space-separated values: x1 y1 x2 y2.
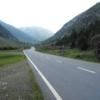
24 48 100 100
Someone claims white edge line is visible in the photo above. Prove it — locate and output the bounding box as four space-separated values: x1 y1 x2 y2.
23 51 62 100
77 67 96 74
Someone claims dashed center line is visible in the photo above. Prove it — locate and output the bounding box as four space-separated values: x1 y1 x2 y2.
56 60 62 63
77 67 96 74
46 56 49 59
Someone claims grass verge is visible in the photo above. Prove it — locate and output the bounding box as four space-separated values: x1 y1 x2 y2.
0 50 25 67
37 48 100 63
29 69 44 100
0 50 44 100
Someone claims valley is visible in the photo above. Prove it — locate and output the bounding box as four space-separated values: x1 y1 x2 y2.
0 2 100 100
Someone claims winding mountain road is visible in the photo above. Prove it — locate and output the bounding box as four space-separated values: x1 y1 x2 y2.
24 48 100 100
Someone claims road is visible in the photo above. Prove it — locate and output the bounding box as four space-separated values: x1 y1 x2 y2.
24 48 100 100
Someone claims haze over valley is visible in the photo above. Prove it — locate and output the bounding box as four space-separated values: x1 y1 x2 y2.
21 27 54 41
0 21 54 49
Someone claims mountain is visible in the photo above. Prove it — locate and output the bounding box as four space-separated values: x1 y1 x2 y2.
0 21 37 44
0 21 53 49
21 27 54 42
45 3 100 50
0 23 20 48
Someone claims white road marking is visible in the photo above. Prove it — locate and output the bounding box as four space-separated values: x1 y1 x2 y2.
56 60 62 63
24 51 62 100
46 56 49 59
77 67 96 74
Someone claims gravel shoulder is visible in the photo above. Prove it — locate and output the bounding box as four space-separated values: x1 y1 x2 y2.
0 60 43 100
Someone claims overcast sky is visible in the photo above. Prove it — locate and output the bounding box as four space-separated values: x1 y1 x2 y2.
0 0 99 32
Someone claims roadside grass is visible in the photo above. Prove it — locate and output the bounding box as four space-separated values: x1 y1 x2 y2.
0 50 44 100
29 69 44 100
0 51 25 67
37 48 99 63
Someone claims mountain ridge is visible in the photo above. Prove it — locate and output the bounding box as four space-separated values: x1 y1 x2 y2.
0 21 37 44
45 3 100 50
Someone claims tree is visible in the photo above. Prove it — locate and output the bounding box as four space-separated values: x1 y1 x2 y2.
91 35 100 59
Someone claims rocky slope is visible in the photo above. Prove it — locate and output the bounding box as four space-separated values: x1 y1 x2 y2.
46 3 100 50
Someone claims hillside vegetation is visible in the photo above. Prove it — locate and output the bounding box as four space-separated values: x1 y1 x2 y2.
38 3 100 61
0 21 33 50
45 3 100 50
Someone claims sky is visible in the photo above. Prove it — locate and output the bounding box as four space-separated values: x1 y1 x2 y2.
0 0 99 33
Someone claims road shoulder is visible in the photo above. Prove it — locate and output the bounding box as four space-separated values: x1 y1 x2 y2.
0 60 44 100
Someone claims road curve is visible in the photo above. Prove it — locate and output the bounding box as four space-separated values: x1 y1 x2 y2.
24 49 100 100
